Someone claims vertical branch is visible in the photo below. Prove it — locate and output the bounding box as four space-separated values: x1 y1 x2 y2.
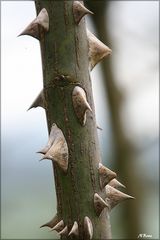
19 1 134 239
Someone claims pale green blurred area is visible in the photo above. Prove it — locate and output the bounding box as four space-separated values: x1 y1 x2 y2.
1 1 159 239
1 112 58 239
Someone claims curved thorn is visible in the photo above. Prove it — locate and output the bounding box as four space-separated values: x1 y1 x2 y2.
87 29 112 71
84 216 93 239
18 8 49 40
35 8 49 31
37 123 62 155
98 163 117 188
38 123 68 172
72 86 92 126
59 226 68 236
68 221 79 236
109 179 126 189
40 214 58 229
94 193 109 216
37 146 50 155
51 220 64 232
105 185 134 209
97 125 103 130
39 156 45 162
18 22 40 39
73 1 93 24
27 90 45 111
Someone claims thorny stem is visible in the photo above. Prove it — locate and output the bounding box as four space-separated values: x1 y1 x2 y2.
35 1 111 239
19 0 134 239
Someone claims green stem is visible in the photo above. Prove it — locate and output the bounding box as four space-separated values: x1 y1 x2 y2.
35 1 111 239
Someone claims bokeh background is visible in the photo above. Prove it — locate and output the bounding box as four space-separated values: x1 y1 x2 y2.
1 1 159 239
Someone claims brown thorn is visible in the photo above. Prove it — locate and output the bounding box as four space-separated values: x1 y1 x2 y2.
94 193 109 216
73 1 93 24
105 185 134 209
72 86 92 126
40 214 58 229
84 216 93 239
98 163 117 188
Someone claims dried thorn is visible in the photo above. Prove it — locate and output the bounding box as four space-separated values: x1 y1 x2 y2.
18 8 49 40
87 29 112 71
51 220 64 232
73 1 93 24
18 22 40 39
97 125 103 130
40 123 68 172
37 147 49 155
39 156 45 162
105 185 134 209
94 193 109 216
98 163 117 188
109 179 126 189
68 221 79 236
72 86 92 126
27 89 45 111
84 216 93 240
59 226 68 236
40 214 58 229
35 8 49 31
37 123 61 155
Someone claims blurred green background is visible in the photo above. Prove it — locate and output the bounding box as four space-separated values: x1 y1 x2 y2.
1 1 159 239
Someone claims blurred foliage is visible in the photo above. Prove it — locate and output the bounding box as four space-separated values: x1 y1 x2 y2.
86 0 159 239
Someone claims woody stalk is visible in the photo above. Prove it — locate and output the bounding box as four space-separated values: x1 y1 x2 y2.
19 1 134 239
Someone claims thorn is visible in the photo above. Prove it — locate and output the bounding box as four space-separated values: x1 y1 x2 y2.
39 156 45 162
97 125 103 130
87 29 112 71
105 185 134 209
59 226 68 236
73 1 93 24
109 179 126 189
51 220 64 232
40 123 68 172
94 193 109 216
40 214 58 228
35 8 49 31
37 123 60 155
18 22 40 40
84 216 93 240
98 163 117 188
27 90 45 111
37 147 49 155
72 86 92 126
18 8 49 40
68 221 79 236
